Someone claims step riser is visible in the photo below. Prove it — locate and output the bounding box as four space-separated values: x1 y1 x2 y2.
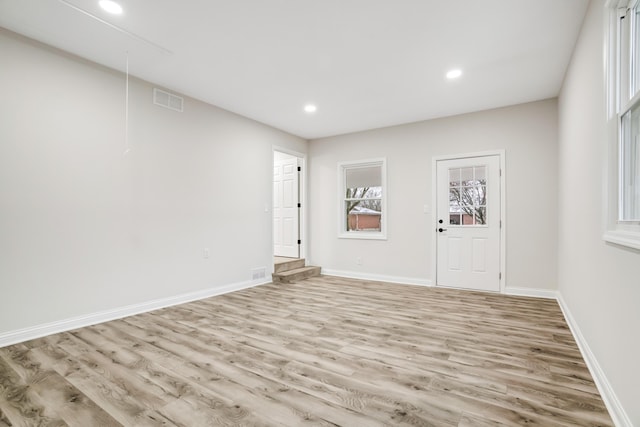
272 266 321 284
274 258 306 273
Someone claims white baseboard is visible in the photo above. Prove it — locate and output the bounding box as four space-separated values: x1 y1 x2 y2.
504 286 558 299
322 269 432 287
556 293 632 427
0 278 271 348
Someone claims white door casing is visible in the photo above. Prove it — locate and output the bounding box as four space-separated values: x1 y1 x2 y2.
274 155 299 258
435 154 502 292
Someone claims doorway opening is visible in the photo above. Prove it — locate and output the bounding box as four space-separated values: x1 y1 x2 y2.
432 151 505 292
273 149 305 260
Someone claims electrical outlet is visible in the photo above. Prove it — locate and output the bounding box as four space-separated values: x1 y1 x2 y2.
203 248 210 259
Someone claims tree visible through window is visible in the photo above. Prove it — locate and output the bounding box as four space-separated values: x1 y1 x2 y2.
448 166 487 226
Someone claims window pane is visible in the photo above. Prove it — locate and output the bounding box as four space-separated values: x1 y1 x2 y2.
621 104 640 220
347 202 382 231
621 7 632 105
449 213 461 225
346 186 382 199
346 166 381 188
460 167 474 185
345 166 382 199
634 6 640 96
449 166 488 226
475 207 487 225
449 168 461 186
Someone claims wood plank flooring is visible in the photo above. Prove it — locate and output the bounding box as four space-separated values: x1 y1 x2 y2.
0 276 613 426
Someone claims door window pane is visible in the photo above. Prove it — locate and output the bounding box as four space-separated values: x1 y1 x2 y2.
449 168 461 186
449 165 487 225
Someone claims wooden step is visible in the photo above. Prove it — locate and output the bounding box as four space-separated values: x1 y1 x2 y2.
274 257 306 273
272 266 321 284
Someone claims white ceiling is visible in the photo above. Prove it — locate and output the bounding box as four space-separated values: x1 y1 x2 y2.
0 0 589 139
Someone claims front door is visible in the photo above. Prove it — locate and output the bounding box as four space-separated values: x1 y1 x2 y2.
436 155 501 292
273 153 299 258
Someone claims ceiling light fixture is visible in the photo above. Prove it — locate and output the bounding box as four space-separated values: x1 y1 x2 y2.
446 69 463 79
304 104 317 113
99 0 123 14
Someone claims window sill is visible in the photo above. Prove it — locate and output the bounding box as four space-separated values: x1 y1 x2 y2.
603 229 640 250
338 231 387 240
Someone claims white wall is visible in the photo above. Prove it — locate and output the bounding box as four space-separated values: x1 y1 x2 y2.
0 29 307 336
308 99 558 291
558 0 640 424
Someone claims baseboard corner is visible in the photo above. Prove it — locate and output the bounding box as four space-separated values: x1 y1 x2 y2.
556 293 633 427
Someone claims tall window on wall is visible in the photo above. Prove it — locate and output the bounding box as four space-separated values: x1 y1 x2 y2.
605 0 640 249
338 159 387 239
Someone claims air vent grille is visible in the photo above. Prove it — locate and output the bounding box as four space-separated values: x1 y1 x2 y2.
153 88 183 112
252 267 266 280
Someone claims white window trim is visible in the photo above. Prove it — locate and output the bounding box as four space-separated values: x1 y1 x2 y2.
603 0 640 250
337 158 387 240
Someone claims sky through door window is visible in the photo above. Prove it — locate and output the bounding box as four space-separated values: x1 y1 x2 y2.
338 159 387 239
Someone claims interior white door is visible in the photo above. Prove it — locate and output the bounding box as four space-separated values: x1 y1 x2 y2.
273 155 299 258
436 155 501 292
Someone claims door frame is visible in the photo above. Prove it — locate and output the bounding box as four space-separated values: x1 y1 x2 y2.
431 150 506 292
272 146 307 262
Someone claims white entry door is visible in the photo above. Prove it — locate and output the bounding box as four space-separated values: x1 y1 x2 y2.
436 155 501 292
273 154 299 258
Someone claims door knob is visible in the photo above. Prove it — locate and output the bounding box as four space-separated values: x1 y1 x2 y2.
438 228 447 232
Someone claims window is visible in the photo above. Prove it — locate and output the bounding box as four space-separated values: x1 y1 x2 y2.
448 166 487 226
604 0 640 249
338 159 387 239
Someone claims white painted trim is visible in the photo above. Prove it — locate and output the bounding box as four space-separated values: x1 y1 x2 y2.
556 293 633 427
431 150 506 292
0 278 271 348
322 269 432 287
603 230 640 250
504 287 558 299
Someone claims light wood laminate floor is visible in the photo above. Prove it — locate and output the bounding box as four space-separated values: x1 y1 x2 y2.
0 276 613 426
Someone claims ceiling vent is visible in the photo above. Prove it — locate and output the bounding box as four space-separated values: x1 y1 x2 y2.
153 88 184 112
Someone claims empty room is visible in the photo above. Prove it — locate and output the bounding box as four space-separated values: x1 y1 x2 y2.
0 0 638 426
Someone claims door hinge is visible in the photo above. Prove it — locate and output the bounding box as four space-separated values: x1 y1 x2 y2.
297 203 301 208
297 166 301 172
499 272 502 280
500 220 502 228
499 169 502 177
297 240 301 245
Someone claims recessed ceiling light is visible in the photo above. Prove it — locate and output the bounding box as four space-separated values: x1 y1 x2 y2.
446 69 463 79
304 104 317 113
99 0 123 14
